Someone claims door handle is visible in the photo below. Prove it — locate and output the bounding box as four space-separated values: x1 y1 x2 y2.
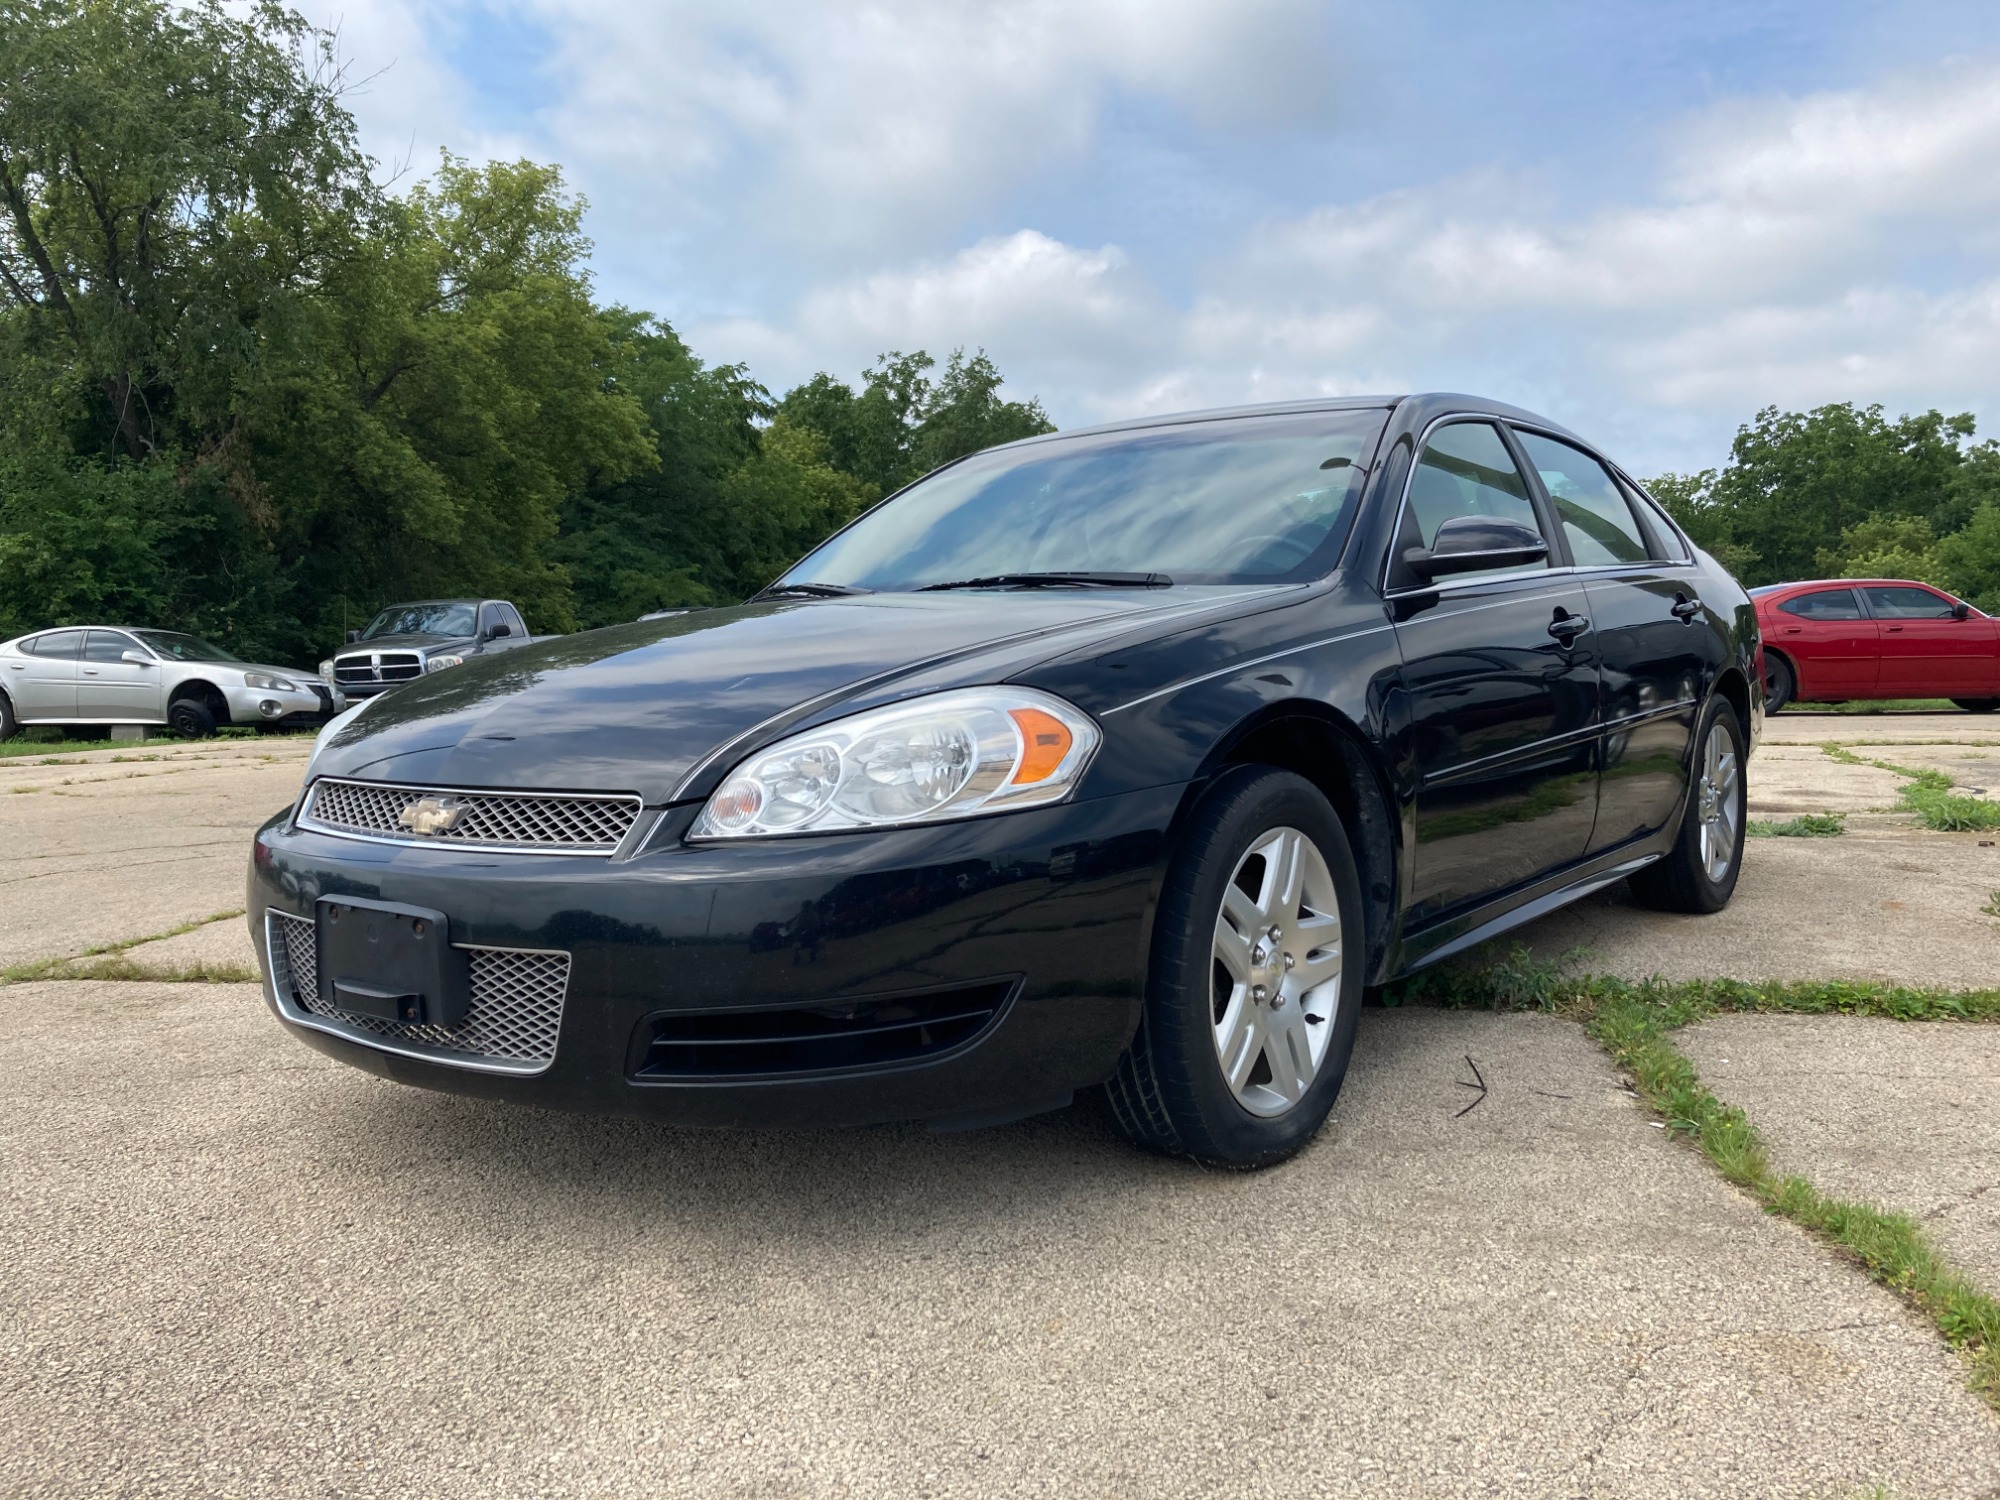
1887 625 1905 633
1548 609 1590 644
1670 593 1701 622
82 668 100 675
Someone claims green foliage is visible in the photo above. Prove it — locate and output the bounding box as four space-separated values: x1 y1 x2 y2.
1746 812 1846 837
0 0 1056 659
1649 404 2000 599
778 347 1055 498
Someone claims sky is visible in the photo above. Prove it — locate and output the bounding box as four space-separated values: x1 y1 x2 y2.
295 0 2000 477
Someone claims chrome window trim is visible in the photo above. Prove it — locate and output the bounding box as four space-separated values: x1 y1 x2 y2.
263 909 567 1077
297 777 645 857
1379 414 1698 598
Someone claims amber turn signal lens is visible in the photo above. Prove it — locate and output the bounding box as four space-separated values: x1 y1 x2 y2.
1007 707 1073 784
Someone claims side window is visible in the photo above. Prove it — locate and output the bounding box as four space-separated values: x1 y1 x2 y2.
83 630 136 662
1862 585 1955 619
29 630 84 659
501 604 527 637
1778 589 1863 621
1513 431 1650 567
1620 479 1689 561
1402 421 1547 582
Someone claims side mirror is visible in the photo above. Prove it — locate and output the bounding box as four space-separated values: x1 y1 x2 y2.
483 623 511 641
345 630 362 644
1403 515 1550 582
120 650 153 666
1952 601 1971 620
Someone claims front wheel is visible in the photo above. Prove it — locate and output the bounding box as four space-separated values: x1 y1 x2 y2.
0 693 16 742
1107 767 1365 1169
1763 655 1794 715
168 697 217 739
1952 698 2000 714
1629 698 1746 914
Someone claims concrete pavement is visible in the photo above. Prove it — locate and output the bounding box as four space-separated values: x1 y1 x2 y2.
5 987 1998 1498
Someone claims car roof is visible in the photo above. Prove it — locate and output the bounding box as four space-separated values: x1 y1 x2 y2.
984 391 1592 454
1753 579 1945 596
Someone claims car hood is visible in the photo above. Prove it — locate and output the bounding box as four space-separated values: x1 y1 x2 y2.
335 633 468 653
307 590 1245 803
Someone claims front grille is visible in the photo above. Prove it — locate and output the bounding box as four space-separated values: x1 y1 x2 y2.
268 910 569 1072
633 979 1016 1079
299 778 642 854
333 652 422 685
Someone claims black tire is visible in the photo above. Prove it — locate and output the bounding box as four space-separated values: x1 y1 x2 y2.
0 692 15 743
168 697 217 739
1106 767 1366 1169
1629 696 1747 915
1763 654 1794 715
1952 698 2000 714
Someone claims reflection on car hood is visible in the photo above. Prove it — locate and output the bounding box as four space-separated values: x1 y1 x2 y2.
308 591 1237 803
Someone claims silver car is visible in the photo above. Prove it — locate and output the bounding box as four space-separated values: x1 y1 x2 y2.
0 626 342 740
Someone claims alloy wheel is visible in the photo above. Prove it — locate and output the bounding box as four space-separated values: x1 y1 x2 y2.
1210 826 1344 1118
1695 720 1741 884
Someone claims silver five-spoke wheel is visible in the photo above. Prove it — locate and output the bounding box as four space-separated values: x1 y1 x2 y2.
1695 720 1740 884
1211 826 1343 1117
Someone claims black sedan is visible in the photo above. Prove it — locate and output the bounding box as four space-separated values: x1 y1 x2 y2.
250 393 1758 1167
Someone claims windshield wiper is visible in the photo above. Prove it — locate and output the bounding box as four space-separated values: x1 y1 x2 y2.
917 571 1174 592
755 581 871 600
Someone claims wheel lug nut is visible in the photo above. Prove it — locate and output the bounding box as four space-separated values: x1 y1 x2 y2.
1283 952 1295 969
1252 985 1268 1004
1267 925 1282 942
1269 990 1288 1009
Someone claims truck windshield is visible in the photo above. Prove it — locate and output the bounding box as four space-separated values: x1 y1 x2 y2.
776 408 1389 592
130 630 242 663
361 603 477 639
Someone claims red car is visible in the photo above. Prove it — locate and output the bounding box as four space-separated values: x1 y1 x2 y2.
1752 579 2000 713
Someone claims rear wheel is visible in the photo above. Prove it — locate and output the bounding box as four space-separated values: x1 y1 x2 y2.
168 697 216 739
1107 767 1365 1169
0 693 15 742
1763 654 1794 715
1629 697 1746 914
1952 698 1999 714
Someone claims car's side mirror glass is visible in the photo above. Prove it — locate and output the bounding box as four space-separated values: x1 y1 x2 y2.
120 650 153 666
346 630 362 644
484 623 511 640
1952 601 1971 620
1403 515 1550 582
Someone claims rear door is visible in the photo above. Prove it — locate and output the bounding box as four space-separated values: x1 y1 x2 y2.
76 630 165 721
1771 588 1879 697
1388 419 1600 926
9 630 82 719
1512 429 1717 853
1859 585 2000 698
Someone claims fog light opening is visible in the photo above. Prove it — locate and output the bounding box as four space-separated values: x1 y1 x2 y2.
259 699 283 718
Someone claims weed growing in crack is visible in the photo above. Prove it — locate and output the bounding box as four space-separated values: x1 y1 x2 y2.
1747 812 1846 837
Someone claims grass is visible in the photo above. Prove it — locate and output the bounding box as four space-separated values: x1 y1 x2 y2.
0 725 314 759
1397 947 2000 1408
1818 742 2000 832
1 908 255 985
1785 699 1957 714
1746 811 1846 837
1982 892 2000 919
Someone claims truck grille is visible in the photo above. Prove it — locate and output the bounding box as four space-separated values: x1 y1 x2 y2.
267 910 569 1073
334 651 423 685
299 778 642 854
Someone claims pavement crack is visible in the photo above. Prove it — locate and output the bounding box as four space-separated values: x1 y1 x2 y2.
1920 1179 1999 1222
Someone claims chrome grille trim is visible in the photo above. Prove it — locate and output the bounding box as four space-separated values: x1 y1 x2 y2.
265 910 568 1075
298 777 643 855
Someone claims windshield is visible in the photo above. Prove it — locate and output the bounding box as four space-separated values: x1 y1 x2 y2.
362 603 477 639
129 630 243 663
778 409 1389 591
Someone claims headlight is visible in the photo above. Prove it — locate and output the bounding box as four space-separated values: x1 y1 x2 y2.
690 687 1100 840
425 654 465 673
319 659 334 680
243 671 297 692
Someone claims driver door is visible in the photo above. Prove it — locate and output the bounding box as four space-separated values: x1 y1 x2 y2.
1388 421 1600 927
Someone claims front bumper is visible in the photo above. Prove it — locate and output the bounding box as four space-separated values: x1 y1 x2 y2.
223 681 343 728
248 784 1180 1128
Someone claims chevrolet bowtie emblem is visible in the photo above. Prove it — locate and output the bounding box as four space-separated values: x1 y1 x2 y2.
398 796 465 836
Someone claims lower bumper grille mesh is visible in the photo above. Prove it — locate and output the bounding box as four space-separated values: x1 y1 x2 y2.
268 910 569 1071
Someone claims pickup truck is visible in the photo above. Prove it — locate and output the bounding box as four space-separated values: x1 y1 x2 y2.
322 599 543 701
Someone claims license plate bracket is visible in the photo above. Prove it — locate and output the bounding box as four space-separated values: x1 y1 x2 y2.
316 896 470 1027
